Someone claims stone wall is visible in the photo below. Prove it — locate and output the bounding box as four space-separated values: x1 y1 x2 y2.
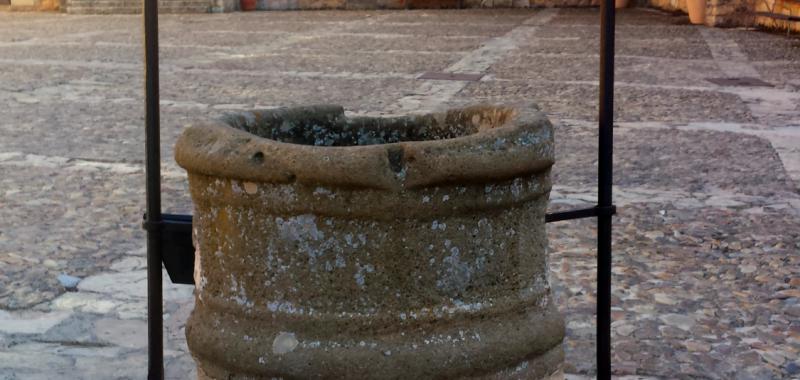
707 0 755 26
754 0 800 32
648 0 800 30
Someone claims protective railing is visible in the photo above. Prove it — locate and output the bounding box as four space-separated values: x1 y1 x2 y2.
141 3 618 378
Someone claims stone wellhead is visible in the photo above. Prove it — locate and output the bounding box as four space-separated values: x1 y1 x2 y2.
176 104 564 379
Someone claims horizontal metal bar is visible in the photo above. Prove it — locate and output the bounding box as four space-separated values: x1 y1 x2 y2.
545 207 597 223
142 213 189 230
545 205 616 223
163 213 192 223
153 208 615 231
755 11 800 22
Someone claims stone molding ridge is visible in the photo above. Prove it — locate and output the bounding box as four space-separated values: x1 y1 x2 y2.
175 104 555 191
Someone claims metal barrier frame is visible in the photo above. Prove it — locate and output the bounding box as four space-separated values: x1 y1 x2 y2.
142 3 616 378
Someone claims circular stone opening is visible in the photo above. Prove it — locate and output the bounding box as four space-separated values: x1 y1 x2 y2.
176 104 553 190
221 105 516 147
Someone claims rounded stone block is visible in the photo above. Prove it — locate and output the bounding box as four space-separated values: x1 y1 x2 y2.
176 104 564 379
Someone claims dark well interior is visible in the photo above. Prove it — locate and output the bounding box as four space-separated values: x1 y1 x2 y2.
221 105 514 147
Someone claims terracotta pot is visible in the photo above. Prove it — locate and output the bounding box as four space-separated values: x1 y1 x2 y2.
615 0 629 9
176 104 564 379
687 0 706 24
240 0 256 10
38 0 59 11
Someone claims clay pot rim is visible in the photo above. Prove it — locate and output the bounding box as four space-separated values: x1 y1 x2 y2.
175 103 554 190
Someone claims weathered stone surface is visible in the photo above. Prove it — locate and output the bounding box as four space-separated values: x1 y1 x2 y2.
38 313 103 345
77 270 193 302
93 318 148 349
0 310 72 335
50 292 119 315
177 104 563 378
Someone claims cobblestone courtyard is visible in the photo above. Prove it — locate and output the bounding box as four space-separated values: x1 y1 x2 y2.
1 7 800 379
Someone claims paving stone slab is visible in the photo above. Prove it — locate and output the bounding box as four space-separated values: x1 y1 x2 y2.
0 64 138 92
753 61 800 88
380 9 531 23
490 54 722 87
0 310 72 335
519 37 714 59
533 24 705 40
0 107 186 167
158 29 300 48
198 50 457 74
551 124 796 197
456 81 755 122
0 44 240 66
351 21 518 37
283 34 487 52
728 29 800 62
161 72 419 112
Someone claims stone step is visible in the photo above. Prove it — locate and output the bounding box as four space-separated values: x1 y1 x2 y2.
67 1 209 6
66 0 209 13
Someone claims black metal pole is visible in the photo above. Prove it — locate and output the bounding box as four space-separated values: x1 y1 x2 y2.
144 0 164 377
597 0 615 378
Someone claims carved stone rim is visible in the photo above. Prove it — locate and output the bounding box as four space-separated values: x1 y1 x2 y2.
175 104 554 190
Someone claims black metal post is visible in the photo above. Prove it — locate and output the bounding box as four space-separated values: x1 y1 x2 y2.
143 0 164 377
597 0 615 378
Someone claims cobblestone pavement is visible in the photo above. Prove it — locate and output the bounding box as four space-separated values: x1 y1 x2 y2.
1 7 799 379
